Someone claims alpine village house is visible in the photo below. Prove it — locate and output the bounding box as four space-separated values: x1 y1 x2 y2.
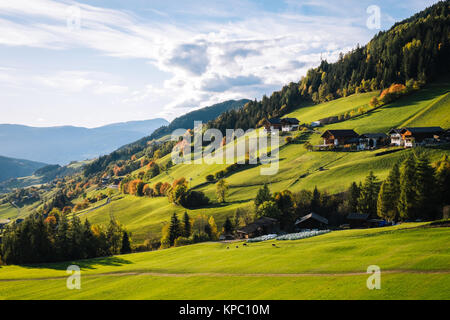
263 117 300 133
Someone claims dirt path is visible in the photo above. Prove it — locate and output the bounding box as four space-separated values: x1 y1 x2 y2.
2 269 449 282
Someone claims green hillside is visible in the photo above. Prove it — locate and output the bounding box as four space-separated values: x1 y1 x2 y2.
60 80 449 243
0 155 46 183
2 80 447 243
1 223 448 299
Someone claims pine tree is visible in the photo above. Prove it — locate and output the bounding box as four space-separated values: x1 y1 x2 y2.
377 163 400 221
168 213 181 246
56 213 70 260
398 156 417 220
349 182 360 212
82 219 97 258
182 211 191 237
414 155 437 220
68 215 84 260
357 171 380 218
120 231 132 254
311 186 321 212
435 155 450 207
223 217 234 234
106 217 122 255
254 183 271 209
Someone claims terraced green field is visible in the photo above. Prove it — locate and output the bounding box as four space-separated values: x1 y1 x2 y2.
66 81 450 242
1 224 449 299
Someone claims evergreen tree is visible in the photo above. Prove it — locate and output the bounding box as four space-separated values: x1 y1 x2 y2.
254 183 271 209
414 155 437 220
357 171 380 218
182 211 191 237
204 222 212 239
56 213 70 260
311 186 321 212
120 231 132 254
68 215 84 260
435 155 450 207
398 156 417 220
106 217 123 255
349 182 360 212
82 219 97 258
168 213 181 246
377 163 400 221
223 217 234 234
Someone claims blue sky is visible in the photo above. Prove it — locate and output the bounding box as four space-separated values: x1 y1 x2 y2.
0 0 440 128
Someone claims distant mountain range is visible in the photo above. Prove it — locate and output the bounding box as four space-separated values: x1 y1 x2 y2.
0 155 47 183
0 119 168 165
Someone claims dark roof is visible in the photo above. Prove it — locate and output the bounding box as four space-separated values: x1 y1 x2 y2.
360 133 388 139
267 118 281 124
347 213 369 220
401 127 443 134
321 129 359 138
237 217 278 234
295 212 328 225
282 118 300 125
388 128 402 134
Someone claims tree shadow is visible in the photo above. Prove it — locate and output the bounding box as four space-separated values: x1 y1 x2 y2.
19 255 133 271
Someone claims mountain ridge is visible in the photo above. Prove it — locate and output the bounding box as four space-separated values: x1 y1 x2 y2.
0 118 168 165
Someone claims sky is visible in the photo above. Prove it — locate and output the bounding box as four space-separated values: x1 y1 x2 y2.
0 0 440 128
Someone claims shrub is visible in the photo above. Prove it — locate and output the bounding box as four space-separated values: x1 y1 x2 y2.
215 170 225 180
206 174 215 182
181 190 210 208
174 236 192 247
191 231 210 243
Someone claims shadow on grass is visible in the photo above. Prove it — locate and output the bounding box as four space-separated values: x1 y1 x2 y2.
19 255 133 271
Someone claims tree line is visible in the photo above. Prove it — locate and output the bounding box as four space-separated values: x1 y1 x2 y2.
0 209 131 265
206 1 449 134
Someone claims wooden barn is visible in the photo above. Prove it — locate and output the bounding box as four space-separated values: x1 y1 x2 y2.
389 127 444 147
321 129 359 146
400 127 444 147
347 213 370 228
358 133 389 150
236 217 279 239
295 212 328 230
263 118 300 133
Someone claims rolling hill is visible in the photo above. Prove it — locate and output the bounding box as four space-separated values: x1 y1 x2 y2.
0 118 168 165
0 155 47 183
15 78 445 243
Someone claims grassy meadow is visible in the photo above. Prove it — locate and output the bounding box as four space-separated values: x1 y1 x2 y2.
0 224 449 299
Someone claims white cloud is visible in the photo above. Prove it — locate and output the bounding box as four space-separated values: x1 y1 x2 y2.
0 0 382 122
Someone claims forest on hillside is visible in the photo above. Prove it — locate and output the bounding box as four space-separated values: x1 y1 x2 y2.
207 1 450 133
